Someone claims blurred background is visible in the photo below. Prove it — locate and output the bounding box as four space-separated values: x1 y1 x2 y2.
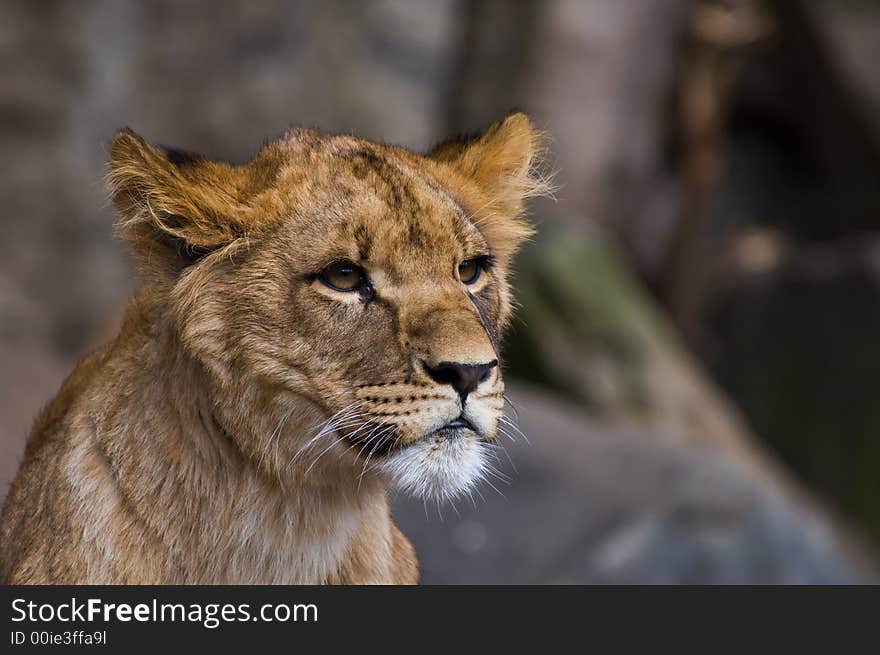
1 0 879 583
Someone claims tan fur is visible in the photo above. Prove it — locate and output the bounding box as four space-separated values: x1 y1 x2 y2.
0 113 544 584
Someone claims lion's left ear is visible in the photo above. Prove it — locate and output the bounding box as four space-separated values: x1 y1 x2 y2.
429 112 548 259
108 129 274 281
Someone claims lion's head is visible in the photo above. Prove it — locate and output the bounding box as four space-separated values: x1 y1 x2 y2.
108 113 546 502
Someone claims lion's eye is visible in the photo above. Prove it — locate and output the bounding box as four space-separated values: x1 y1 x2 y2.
318 260 365 292
458 258 482 285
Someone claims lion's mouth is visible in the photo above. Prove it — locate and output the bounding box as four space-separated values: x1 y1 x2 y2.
341 415 482 459
430 415 478 440
445 415 475 430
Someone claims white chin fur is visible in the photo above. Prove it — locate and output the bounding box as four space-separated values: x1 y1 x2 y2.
378 433 487 502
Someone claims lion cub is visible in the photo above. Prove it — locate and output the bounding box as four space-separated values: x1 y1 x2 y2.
0 113 545 584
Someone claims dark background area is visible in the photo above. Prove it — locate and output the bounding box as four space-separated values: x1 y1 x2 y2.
1 0 878 582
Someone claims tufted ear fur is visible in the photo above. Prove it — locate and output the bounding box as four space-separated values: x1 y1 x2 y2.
429 112 550 262
107 129 276 281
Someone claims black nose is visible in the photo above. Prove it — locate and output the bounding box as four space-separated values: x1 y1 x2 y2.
423 359 497 401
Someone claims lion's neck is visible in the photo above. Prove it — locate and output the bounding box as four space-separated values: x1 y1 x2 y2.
90 313 395 583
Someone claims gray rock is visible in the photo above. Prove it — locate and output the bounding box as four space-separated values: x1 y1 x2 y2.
392 384 868 583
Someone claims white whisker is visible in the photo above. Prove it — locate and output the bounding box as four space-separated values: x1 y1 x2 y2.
305 437 344 475
288 404 366 467
482 478 506 498
357 426 395 492
260 405 294 474
496 442 517 473
499 415 530 445
496 426 518 443
503 394 521 422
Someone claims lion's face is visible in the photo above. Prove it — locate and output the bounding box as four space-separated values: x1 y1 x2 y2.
241 147 508 501
108 113 544 501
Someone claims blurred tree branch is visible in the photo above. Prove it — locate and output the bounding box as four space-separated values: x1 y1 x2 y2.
662 0 773 338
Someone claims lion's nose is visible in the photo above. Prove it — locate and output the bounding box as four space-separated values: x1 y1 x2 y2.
422 359 497 402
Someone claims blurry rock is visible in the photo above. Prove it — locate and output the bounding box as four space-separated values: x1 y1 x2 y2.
393 384 871 583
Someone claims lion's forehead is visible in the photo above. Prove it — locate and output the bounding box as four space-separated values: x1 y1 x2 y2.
279 150 485 279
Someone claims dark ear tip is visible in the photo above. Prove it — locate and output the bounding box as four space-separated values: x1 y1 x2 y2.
109 128 149 164
113 126 145 142
159 145 204 168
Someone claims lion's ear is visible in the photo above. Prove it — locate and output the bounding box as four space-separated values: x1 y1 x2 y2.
429 112 549 259
108 129 256 279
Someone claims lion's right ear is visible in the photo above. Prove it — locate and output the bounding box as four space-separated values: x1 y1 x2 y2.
428 113 552 264
108 129 259 279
